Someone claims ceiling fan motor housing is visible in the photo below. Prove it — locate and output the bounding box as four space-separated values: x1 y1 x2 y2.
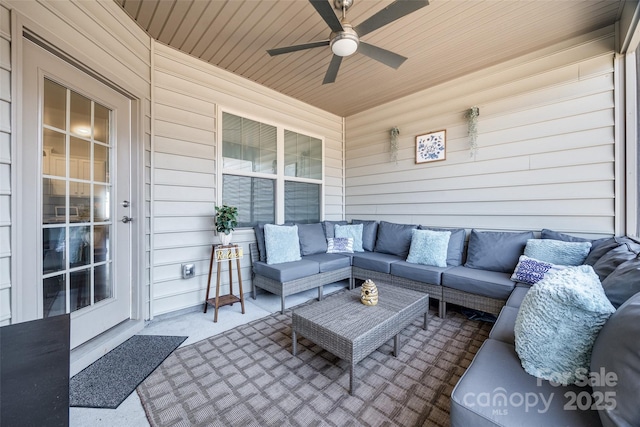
330 22 359 56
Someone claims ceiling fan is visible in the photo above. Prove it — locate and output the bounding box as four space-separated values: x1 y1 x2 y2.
267 0 429 84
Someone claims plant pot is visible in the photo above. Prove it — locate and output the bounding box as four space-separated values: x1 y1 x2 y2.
219 232 232 246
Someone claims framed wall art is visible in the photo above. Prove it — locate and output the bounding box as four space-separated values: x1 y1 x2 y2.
415 130 446 163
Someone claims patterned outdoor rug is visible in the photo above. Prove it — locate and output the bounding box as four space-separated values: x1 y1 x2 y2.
137 295 492 426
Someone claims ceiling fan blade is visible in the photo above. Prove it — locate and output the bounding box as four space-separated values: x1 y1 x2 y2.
323 55 343 84
267 40 330 56
309 0 343 33
354 0 429 37
357 42 407 69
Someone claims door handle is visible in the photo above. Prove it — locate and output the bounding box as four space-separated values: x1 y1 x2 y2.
121 216 133 223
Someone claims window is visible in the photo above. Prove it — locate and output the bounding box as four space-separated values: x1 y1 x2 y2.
221 112 323 226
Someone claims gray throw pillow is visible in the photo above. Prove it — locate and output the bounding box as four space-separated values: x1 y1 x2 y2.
465 230 534 273
600 255 640 308
590 292 640 427
374 221 418 258
296 223 328 256
352 219 378 251
420 226 466 266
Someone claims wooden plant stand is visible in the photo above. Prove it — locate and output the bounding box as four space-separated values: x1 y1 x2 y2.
204 244 245 322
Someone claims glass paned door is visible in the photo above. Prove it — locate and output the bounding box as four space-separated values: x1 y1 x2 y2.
42 78 113 317
22 39 132 349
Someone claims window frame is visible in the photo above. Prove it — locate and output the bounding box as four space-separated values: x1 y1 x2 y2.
218 108 325 227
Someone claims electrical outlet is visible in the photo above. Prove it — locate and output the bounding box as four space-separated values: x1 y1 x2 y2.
182 263 195 279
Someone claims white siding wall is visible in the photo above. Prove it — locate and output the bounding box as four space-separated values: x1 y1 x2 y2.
0 4 11 325
150 43 343 316
345 27 617 239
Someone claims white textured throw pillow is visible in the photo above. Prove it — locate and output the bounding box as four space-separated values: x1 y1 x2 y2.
406 229 451 267
514 265 615 385
264 224 301 265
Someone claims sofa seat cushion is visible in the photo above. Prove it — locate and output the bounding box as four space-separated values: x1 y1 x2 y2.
450 339 602 427
302 253 351 273
253 259 319 282
390 261 447 285
442 266 515 299
352 252 403 274
489 306 519 345
505 284 530 308
590 291 640 427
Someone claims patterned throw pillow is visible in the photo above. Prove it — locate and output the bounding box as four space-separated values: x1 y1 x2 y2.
334 224 364 252
406 229 451 267
326 237 354 253
510 255 567 285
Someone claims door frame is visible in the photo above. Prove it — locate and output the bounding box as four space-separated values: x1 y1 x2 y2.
11 18 146 328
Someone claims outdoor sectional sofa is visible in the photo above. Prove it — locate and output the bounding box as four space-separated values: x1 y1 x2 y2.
451 236 640 426
249 221 640 425
250 220 535 317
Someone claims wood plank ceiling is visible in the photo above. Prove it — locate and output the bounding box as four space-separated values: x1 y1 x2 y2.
116 0 625 117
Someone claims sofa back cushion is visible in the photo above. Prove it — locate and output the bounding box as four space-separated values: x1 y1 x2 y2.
592 242 640 282
584 236 637 266
322 220 348 238
419 226 466 266
296 223 328 256
351 219 378 251
540 228 591 242
254 222 268 262
465 230 533 273
600 255 640 308
374 221 418 258
590 291 640 427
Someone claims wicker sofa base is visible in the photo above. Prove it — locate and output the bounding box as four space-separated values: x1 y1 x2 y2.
442 287 506 316
251 258 352 314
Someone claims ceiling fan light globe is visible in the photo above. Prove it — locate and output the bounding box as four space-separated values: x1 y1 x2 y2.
331 34 359 56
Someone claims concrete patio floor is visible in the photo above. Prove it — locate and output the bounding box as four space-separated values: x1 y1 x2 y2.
69 281 350 426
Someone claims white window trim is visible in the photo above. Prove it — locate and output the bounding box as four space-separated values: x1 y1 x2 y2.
217 108 325 226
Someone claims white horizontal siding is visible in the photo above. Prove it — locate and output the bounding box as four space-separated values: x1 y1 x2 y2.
345 28 617 238
0 3 10 325
150 42 343 317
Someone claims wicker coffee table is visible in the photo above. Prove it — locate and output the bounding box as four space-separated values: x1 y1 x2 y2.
291 283 429 395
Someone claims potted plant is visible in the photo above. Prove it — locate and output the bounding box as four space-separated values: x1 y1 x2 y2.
214 205 238 246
